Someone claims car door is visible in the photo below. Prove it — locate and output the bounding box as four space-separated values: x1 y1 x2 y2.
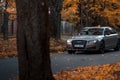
104 28 118 49
108 28 118 47
104 28 113 49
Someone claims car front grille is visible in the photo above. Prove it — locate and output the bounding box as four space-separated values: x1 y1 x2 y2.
72 40 87 49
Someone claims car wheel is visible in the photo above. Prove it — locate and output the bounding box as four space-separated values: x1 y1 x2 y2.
98 41 105 54
68 50 75 54
114 41 120 51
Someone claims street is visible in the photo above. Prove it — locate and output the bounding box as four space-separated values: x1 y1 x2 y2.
1 50 120 80
51 50 120 73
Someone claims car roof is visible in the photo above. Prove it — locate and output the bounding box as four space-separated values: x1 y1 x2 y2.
83 26 111 29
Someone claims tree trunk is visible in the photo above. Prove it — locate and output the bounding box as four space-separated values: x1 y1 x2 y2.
15 0 55 80
1 0 9 40
49 0 63 40
2 11 9 40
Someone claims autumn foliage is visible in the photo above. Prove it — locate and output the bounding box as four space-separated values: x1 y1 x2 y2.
54 62 120 80
0 38 17 58
0 0 16 20
62 0 120 29
50 38 66 53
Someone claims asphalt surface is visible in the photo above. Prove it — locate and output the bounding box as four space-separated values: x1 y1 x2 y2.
1 50 120 80
0 58 18 80
51 50 120 73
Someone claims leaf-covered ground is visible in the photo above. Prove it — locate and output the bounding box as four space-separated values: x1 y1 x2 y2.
0 38 17 58
50 38 66 53
0 38 66 58
54 62 120 80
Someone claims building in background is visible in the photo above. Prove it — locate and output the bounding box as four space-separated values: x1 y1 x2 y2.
61 21 74 35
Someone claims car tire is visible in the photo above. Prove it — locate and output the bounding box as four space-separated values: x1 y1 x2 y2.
98 41 105 54
68 50 75 54
114 41 120 51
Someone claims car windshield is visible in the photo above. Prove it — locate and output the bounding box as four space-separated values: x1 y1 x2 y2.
79 28 104 35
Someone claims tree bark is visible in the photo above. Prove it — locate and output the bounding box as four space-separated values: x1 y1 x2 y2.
15 0 55 80
1 0 9 40
2 11 9 40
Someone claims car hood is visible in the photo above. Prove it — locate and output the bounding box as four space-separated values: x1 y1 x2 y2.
71 35 104 41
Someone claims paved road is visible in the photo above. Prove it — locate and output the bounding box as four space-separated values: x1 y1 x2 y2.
51 50 120 73
0 58 18 80
1 50 120 80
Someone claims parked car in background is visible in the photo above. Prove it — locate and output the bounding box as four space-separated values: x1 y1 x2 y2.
67 26 120 54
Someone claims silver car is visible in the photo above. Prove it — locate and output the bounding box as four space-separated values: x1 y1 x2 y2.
67 27 120 54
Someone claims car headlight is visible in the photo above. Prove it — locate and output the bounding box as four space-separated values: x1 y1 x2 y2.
67 40 72 45
87 40 97 46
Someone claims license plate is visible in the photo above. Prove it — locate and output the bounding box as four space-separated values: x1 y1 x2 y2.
74 44 84 47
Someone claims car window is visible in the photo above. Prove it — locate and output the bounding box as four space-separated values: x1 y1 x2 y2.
104 28 111 35
88 28 103 35
110 28 117 34
105 28 117 35
79 28 104 35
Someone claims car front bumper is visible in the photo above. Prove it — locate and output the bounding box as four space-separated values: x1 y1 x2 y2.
67 44 100 51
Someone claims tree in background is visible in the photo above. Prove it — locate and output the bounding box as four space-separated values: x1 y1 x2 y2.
1 0 63 40
49 0 63 40
7 0 16 35
15 0 55 80
62 0 120 30
1 0 9 40
61 0 79 26
103 0 120 28
0 0 16 39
